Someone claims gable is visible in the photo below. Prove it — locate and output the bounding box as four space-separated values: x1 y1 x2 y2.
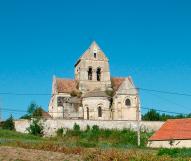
115 77 138 95
75 41 108 67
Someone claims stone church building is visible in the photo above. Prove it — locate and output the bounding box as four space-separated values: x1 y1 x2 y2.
48 41 140 120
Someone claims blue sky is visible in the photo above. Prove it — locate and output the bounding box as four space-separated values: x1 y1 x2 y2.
0 0 191 119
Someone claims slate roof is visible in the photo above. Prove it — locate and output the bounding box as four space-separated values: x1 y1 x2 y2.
56 78 77 93
149 119 191 141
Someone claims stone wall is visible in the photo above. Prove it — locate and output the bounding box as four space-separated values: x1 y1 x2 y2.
14 119 164 137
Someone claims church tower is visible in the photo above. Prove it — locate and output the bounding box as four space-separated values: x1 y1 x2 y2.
74 41 111 92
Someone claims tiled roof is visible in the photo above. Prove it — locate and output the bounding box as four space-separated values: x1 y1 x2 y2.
111 77 125 91
42 111 52 119
56 78 77 93
149 119 191 141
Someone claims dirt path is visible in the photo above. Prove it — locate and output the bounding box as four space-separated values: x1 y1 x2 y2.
0 146 82 161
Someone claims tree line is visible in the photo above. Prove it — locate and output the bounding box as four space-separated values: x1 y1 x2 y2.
142 109 191 121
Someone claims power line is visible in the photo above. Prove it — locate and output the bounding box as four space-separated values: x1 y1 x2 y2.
0 87 191 97
141 106 187 115
0 106 188 116
139 88 191 97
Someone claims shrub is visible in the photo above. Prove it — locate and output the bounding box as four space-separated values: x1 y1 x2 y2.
73 123 80 131
2 115 15 131
27 119 43 136
85 125 90 132
92 125 99 132
73 123 80 135
56 128 64 137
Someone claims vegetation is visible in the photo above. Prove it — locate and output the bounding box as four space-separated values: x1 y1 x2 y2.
142 109 191 121
20 102 43 119
158 148 191 158
0 129 43 141
0 128 191 160
54 124 152 148
27 119 44 136
56 128 64 137
2 115 15 131
70 90 82 97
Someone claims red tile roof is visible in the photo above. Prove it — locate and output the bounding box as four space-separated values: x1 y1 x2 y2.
56 78 77 93
149 119 191 141
42 111 52 119
111 77 125 91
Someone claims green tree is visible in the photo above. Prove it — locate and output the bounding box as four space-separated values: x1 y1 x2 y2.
20 102 43 119
142 109 160 121
27 119 43 136
2 115 15 130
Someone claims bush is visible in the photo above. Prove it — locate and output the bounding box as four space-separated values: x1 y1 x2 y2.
73 123 80 131
85 125 90 132
56 128 64 137
27 119 43 136
72 123 80 135
2 115 15 131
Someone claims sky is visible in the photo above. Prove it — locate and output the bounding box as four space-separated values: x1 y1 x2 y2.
0 0 191 119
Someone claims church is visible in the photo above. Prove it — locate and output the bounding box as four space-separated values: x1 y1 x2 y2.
48 41 140 120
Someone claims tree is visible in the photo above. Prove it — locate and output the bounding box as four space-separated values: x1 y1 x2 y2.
27 102 37 115
142 109 160 121
27 119 43 136
20 102 43 119
2 115 15 130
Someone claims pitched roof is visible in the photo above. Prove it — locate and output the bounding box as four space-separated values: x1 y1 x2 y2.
111 77 125 91
149 119 191 141
42 111 52 119
55 78 77 93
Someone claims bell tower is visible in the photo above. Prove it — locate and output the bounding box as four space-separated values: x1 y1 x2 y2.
75 41 111 92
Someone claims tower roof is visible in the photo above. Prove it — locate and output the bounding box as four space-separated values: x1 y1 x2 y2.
75 41 108 67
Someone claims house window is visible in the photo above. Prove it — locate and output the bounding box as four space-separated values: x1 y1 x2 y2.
94 53 96 58
88 67 92 80
98 106 102 117
96 68 101 81
125 98 131 106
57 97 64 106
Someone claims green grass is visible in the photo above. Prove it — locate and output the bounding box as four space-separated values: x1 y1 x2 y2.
0 129 43 141
158 148 191 158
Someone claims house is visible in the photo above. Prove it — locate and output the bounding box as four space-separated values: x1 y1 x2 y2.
148 118 191 148
48 41 140 120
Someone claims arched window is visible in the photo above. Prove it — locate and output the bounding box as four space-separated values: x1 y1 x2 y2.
87 107 89 120
96 68 101 81
88 67 92 80
98 106 102 117
125 98 131 106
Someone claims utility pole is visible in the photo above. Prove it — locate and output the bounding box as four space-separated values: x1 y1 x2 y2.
137 89 141 147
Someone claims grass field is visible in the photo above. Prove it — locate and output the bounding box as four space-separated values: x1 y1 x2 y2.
0 128 191 161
